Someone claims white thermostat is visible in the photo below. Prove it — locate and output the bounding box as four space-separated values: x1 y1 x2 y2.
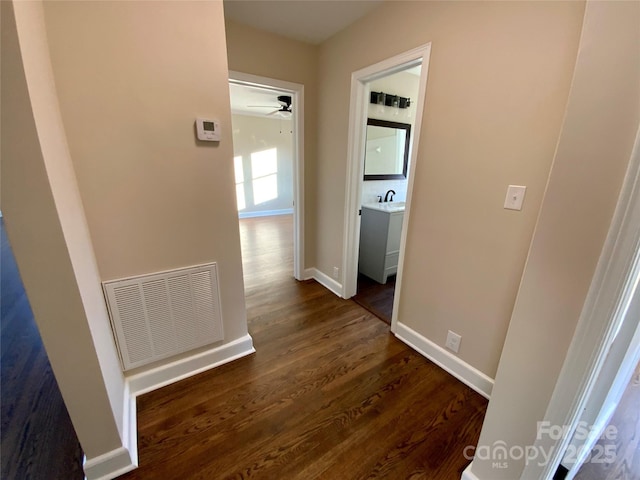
196 117 220 141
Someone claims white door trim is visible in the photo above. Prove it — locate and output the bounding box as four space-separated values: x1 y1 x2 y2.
562 312 640 479
342 43 432 331
228 71 305 280
522 125 640 479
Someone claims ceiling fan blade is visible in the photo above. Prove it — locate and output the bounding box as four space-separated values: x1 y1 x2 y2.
247 105 278 108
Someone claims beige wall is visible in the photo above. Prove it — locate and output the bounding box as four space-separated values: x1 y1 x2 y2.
225 19 318 267
2 0 250 468
470 1 640 477
317 1 585 377
1 0 126 460
42 1 248 346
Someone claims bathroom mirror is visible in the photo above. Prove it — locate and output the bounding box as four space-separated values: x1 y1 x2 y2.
364 118 411 181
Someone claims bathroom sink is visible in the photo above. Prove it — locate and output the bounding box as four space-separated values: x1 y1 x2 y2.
363 202 406 213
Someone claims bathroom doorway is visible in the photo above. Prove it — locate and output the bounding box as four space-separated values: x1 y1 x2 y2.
342 44 431 330
352 66 422 324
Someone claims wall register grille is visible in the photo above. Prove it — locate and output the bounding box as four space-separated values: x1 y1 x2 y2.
103 263 224 371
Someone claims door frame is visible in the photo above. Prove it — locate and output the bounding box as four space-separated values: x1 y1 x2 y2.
522 125 640 479
562 310 640 478
228 71 305 280
342 44 431 327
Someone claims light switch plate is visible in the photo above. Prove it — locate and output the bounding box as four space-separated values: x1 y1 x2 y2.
504 185 526 211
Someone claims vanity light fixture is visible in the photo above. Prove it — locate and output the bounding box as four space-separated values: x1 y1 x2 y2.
370 91 411 115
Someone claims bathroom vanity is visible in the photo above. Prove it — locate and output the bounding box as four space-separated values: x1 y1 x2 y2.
359 203 405 284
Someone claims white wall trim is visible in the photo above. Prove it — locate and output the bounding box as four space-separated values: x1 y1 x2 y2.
83 446 137 480
82 388 137 479
238 208 293 219
126 334 255 396
394 322 494 399
84 388 137 479
229 71 305 280
303 267 344 298
461 464 481 480
122 382 138 469
302 268 315 281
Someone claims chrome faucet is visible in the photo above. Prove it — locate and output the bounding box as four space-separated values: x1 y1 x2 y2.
384 189 396 202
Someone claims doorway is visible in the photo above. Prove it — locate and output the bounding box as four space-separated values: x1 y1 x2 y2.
561 268 640 479
228 72 305 281
351 66 422 324
342 44 431 330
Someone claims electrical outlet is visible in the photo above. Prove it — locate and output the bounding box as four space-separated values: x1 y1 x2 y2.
504 185 526 211
445 330 462 353
333 266 340 279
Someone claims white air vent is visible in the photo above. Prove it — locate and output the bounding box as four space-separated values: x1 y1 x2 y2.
103 263 224 371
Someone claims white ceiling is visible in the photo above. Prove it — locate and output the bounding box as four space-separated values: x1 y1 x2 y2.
230 83 292 118
226 0 402 118
223 0 384 45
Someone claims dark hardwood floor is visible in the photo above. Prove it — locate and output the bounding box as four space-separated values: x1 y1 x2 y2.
0 219 84 479
118 214 487 479
575 360 640 480
353 273 396 325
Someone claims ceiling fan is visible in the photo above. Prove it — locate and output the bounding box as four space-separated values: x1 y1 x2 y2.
248 95 292 117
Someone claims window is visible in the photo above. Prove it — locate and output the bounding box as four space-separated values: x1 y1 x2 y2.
251 148 278 205
234 156 245 211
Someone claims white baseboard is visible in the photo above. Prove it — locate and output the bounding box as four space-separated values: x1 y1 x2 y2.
83 383 138 480
123 382 138 469
303 267 343 298
394 322 494 399
84 446 137 480
84 335 254 479
238 208 293 219
127 334 255 396
461 463 480 480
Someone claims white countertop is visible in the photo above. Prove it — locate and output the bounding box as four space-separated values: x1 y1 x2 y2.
362 202 406 213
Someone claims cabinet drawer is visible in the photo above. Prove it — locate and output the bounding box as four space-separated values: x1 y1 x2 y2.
384 252 399 270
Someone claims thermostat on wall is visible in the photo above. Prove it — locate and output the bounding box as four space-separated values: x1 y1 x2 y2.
196 117 220 141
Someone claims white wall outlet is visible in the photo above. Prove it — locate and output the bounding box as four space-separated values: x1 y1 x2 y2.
333 266 340 280
504 185 527 211
445 330 462 353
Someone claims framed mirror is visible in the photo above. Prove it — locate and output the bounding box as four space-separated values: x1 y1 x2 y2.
364 118 411 181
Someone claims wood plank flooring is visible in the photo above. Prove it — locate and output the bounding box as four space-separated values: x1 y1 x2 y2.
353 273 396 325
0 219 84 479
118 215 487 479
